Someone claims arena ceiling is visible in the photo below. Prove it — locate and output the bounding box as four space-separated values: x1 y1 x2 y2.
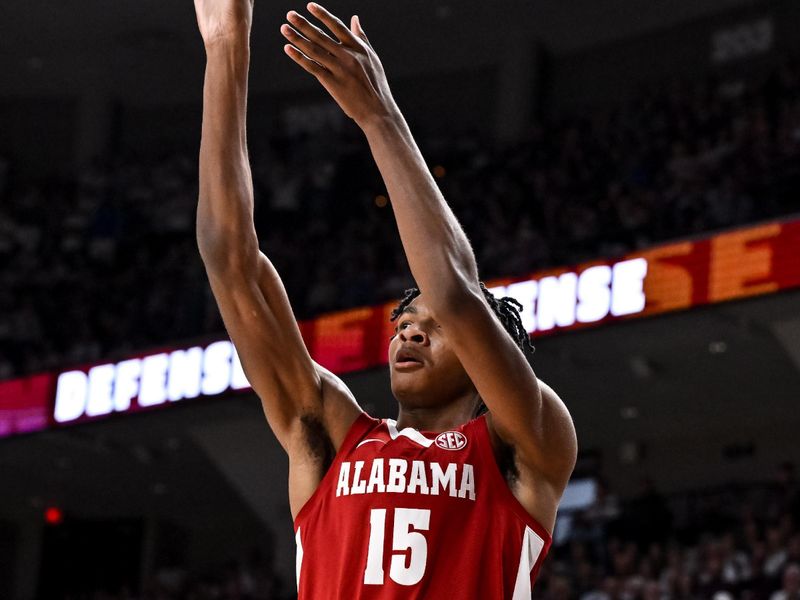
1 0 768 101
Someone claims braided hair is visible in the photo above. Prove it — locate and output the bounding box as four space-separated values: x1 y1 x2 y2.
389 282 535 416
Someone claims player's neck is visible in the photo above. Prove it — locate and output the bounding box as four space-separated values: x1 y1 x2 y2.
395 392 480 433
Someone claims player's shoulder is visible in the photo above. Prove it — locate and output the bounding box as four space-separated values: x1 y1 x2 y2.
336 411 384 450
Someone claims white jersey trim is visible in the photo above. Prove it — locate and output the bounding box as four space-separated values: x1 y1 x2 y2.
512 525 546 599
385 419 435 448
295 527 304 591
356 438 386 449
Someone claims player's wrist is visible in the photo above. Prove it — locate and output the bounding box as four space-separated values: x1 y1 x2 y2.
358 106 404 136
203 32 251 56
203 38 251 78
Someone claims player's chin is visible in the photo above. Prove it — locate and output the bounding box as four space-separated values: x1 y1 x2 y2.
390 368 429 392
390 367 422 386
389 365 431 391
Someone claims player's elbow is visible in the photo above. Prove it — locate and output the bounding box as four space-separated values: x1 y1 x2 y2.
524 386 578 490
197 223 259 275
424 272 484 323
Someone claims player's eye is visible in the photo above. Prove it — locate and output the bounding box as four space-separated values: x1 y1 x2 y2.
390 322 410 338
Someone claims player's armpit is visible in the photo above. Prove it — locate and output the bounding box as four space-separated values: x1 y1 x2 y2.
203 251 362 452
284 362 364 518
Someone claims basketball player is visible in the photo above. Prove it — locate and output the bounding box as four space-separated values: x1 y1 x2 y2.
193 0 577 597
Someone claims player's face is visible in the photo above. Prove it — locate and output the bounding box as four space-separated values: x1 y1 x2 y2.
388 295 475 407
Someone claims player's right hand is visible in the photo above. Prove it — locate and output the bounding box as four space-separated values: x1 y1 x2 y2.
194 0 254 48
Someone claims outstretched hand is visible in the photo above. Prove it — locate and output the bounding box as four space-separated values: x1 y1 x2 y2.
281 3 398 127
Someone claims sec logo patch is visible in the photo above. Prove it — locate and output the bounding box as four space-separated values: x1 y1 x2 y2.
434 431 467 451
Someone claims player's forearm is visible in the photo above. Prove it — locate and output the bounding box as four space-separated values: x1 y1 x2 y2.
361 111 480 308
196 39 259 270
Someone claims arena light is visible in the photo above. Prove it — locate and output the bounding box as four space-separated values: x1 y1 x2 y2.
44 506 63 525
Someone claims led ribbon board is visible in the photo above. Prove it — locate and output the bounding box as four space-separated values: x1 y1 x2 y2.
0 218 798 437
310 221 800 372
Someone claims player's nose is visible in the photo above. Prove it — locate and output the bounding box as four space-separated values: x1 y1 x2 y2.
398 325 428 345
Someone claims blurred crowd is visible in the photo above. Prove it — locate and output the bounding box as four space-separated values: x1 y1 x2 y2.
2 57 800 379
63 550 289 600
533 463 800 600
141 549 288 600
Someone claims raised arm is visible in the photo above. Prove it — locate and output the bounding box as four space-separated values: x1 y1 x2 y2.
193 0 361 516
281 3 576 528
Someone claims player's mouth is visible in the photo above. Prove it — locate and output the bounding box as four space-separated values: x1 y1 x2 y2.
395 348 425 370
395 360 424 370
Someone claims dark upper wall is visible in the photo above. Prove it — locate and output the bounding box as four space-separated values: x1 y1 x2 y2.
548 0 800 115
0 98 76 178
1 0 766 99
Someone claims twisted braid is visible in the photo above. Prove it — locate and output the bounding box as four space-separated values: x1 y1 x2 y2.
475 282 536 356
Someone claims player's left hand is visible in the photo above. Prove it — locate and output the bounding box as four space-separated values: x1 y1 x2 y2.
281 3 398 128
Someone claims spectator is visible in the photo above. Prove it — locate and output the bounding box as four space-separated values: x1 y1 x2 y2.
771 563 800 600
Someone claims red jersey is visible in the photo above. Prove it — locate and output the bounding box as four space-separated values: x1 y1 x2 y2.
294 413 552 599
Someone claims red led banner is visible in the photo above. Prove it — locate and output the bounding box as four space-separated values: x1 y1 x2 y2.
0 373 53 438
636 222 796 315
1 217 799 438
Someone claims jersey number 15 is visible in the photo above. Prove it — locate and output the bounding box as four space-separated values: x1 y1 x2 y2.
364 508 431 586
